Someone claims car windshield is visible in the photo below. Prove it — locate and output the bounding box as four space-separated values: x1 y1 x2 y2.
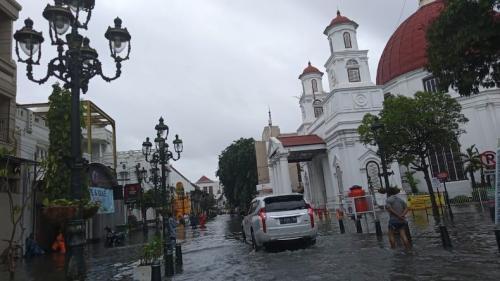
264 195 306 212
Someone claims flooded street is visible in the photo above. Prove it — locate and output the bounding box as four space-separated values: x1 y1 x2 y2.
4 209 500 281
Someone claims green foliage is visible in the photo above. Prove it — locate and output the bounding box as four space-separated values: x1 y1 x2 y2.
450 195 472 204
460 144 483 189
216 138 258 211
427 0 500 96
358 91 468 169
44 84 87 201
44 84 72 200
140 235 163 265
142 189 157 209
404 170 420 194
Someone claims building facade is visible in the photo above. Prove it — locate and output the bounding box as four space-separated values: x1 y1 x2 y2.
267 0 499 211
0 0 21 253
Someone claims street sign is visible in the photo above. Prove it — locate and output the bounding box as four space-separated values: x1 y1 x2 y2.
431 177 440 188
437 171 449 182
124 183 141 204
481 151 496 169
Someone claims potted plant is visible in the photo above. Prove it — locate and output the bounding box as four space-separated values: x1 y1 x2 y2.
133 235 163 280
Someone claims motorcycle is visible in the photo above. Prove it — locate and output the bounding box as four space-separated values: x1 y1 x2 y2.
104 227 125 247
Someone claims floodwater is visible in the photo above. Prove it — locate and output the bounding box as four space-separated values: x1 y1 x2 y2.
3 207 500 281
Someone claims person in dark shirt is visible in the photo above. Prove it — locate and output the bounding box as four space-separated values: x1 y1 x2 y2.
386 187 411 250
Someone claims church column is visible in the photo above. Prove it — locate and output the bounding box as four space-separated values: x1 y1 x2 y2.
279 155 292 194
321 155 336 209
268 160 275 193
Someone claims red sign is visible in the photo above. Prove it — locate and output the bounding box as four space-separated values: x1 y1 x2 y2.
436 171 449 182
480 151 496 169
124 184 141 204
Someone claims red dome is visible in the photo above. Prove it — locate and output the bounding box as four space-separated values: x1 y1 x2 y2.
376 1 445 85
299 62 323 79
324 10 358 35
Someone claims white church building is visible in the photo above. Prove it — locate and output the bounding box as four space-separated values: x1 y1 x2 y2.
267 0 500 210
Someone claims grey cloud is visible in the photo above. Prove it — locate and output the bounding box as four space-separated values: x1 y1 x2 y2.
15 0 419 181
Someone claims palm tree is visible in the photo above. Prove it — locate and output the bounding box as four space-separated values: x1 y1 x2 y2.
460 145 483 190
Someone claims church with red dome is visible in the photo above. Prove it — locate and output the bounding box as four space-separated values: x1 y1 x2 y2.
265 0 500 209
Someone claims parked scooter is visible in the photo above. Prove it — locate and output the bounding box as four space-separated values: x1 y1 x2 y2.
104 227 125 247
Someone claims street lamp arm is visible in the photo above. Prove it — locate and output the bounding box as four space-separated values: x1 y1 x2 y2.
167 150 180 161
26 57 63 85
98 60 122 82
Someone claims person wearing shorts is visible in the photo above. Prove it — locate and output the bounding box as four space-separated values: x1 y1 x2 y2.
386 187 411 250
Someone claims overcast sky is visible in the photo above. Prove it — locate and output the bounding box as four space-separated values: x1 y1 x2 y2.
15 0 419 182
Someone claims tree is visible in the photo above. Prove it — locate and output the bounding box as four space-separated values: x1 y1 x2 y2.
427 0 500 96
358 91 468 223
460 144 484 189
216 138 258 212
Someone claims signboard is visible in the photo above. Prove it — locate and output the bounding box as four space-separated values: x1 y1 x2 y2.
495 142 500 225
89 187 115 214
437 171 449 182
124 184 141 204
431 177 441 189
480 151 496 169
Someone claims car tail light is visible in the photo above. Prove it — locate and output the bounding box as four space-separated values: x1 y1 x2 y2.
306 204 315 228
258 208 267 233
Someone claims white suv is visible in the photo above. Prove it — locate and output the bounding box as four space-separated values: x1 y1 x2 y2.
241 194 317 250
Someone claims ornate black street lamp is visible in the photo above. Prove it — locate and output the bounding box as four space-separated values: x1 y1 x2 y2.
135 163 149 233
371 119 392 195
13 1 131 279
142 117 183 276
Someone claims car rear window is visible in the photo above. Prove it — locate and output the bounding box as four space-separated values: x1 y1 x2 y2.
264 195 306 212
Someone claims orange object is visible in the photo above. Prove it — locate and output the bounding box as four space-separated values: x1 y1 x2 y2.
51 233 66 254
348 185 369 213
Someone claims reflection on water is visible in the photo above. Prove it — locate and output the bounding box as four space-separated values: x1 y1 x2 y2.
4 212 500 281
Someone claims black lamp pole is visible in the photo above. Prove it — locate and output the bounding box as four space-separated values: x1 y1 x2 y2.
142 117 183 276
13 1 131 279
135 163 149 233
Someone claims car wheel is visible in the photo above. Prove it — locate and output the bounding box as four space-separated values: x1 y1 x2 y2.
251 229 260 251
241 226 246 242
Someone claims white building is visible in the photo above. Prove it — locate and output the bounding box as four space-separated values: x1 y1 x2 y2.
195 175 223 196
267 0 499 211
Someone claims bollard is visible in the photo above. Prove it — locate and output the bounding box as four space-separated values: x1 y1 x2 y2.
338 219 345 234
151 261 161 281
374 219 383 238
175 243 183 265
495 227 500 253
165 250 174 277
355 218 363 234
439 224 452 249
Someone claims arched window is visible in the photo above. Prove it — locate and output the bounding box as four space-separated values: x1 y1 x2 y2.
311 79 318 93
346 59 361 82
343 32 352 48
313 99 323 118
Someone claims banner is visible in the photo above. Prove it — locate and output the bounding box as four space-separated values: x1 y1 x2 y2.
124 184 141 204
89 187 115 214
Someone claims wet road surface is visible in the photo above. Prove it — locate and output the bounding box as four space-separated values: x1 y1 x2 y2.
4 207 500 281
